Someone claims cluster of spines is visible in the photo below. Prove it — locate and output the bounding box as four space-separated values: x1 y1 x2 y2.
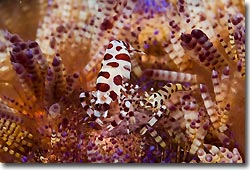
86 132 142 163
0 110 36 162
181 29 229 71
5 33 48 103
197 144 242 163
83 0 134 77
6 32 79 109
200 66 231 133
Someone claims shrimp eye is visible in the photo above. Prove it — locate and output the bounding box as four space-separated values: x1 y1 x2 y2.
94 103 102 111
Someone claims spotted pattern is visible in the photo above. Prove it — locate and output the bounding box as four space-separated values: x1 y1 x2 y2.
146 83 190 109
109 91 118 101
104 53 113 60
82 40 137 118
98 71 110 79
115 54 131 62
116 46 122 51
113 75 122 85
96 83 110 92
107 62 119 67
107 43 113 49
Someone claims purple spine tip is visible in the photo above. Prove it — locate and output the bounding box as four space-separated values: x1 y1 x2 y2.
200 84 207 93
52 56 61 67
191 29 204 39
12 63 24 74
181 33 192 43
21 156 28 163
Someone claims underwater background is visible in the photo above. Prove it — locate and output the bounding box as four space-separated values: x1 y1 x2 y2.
0 0 246 163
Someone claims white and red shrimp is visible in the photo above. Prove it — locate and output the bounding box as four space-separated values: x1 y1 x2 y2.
80 40 140 124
